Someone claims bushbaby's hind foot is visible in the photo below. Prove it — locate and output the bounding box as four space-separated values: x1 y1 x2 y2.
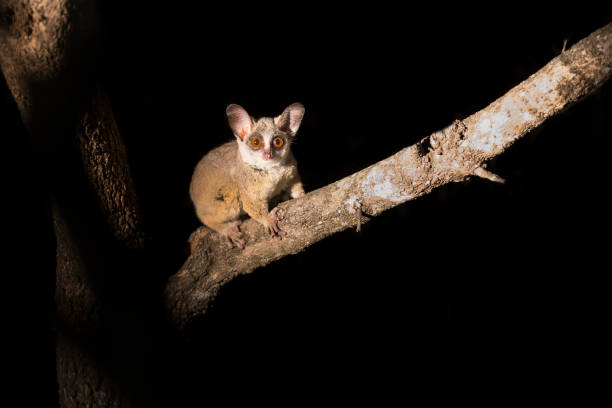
222 220 246 249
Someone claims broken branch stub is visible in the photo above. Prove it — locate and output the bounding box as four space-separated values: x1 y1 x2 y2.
164 22 612 328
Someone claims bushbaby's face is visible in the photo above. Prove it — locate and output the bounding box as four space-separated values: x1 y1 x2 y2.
226 103 304 169
240 118 291 167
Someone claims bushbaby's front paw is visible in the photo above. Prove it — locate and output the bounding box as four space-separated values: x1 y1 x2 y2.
266 207 286 240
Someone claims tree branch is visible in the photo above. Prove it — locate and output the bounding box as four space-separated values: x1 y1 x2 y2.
164 22 612 328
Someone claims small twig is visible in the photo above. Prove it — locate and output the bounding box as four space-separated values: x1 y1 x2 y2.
473 166 506 184
356 206 362 232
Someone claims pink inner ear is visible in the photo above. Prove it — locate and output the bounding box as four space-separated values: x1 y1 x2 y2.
239 127 249 139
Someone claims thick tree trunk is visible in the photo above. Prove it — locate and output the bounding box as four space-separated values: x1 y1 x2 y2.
0 1 145 406
53 86 148 407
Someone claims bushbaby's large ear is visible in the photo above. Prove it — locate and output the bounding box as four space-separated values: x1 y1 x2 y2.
276 102 305 136
226 104 253 140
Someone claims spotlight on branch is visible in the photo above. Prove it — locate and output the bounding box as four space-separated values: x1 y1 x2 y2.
165 22 612 328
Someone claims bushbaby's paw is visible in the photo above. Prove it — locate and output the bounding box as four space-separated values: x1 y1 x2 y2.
267 207 286 240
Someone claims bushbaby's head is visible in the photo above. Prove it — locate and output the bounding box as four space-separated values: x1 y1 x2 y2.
227 103 305 169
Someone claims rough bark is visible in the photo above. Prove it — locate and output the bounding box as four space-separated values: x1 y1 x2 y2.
77 85 146 249
1 1 144 406
164 22 612 328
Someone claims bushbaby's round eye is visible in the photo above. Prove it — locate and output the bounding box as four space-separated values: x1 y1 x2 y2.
250 136 262 148
272 137 284 148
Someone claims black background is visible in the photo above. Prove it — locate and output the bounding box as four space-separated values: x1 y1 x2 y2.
4 3 611 406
